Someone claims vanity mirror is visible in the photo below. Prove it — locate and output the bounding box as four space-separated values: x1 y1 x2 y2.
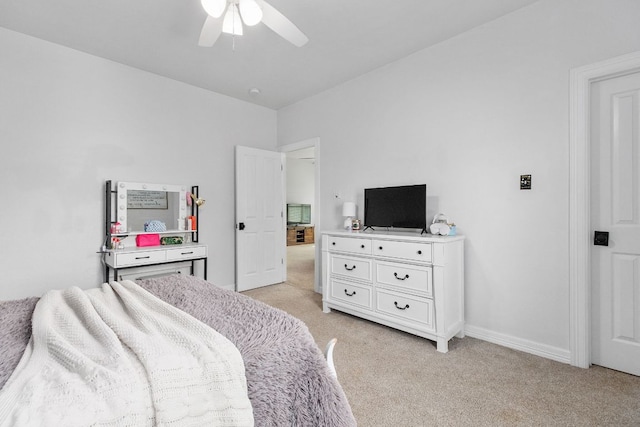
115 181 188 234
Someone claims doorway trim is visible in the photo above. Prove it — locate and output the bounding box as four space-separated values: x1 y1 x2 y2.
279 137 321 292
569 50 640 368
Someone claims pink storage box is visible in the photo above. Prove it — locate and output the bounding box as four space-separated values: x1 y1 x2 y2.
135 234 160 247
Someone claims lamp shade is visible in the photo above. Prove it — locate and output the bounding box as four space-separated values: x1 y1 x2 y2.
342 202 356 217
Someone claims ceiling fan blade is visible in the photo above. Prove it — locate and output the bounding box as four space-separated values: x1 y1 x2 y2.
198 15 223 47
256 0 308 47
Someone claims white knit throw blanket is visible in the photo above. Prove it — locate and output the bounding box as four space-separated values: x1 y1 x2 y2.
0 280 254 427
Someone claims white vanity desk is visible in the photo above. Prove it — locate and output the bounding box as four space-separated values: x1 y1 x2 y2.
104 244 208 282
322 229 464 353
103 180 208 283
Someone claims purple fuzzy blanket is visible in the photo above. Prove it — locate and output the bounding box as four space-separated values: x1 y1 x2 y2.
0 275 356 426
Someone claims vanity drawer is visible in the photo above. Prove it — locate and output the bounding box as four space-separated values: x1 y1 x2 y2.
114 250 166 267
166 245 207 261
327 236 372 255
330 255 372 282
373 240 432 263
330 279 372 309
376 288 434 330
375 261 432 297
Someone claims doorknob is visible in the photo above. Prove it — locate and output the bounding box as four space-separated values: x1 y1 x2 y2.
594 231 609 246
238 222 245 231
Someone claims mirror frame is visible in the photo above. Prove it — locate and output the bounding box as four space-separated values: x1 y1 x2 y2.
116 181 188 233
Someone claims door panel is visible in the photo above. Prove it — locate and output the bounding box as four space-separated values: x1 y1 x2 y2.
235 146 285 291
591 72 640 376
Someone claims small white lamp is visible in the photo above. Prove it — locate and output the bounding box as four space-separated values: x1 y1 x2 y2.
342 202 356 230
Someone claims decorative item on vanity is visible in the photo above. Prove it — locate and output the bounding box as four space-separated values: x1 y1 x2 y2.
342 202 356 230
136 234 161 247
189 192 206 207
351 219 361 231
429 214 456 236
161 236 184 245
144 220 167 232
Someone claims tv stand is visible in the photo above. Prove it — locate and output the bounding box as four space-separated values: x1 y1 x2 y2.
287 225 314 246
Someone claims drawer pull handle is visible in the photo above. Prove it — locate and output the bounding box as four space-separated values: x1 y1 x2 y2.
361 244 365 249
332 242 336 245
344 289 356 297
135 256 151 260
394 273 410 281
379 246 383 250
344 264 356 271
394 301 410 310
181 251 194 255
417 250 422 255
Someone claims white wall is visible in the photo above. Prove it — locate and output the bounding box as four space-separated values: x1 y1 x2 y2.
277 0 640 359
286 158 315 224
0 27 277 300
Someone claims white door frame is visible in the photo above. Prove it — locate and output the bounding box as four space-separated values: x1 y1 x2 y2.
279 137 321 293
569 50 640 368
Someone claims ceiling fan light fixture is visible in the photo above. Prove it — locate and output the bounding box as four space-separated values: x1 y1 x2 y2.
222 3 243 35
201 0 227 18
239 0 263 26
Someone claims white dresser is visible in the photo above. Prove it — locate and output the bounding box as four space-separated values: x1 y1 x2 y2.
322 230 464 353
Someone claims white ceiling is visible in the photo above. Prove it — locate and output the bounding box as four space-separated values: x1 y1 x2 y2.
0 0 539 109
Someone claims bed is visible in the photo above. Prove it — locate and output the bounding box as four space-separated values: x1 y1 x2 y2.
0 274 356 426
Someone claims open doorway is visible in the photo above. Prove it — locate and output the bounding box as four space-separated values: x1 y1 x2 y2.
280 138 321 293
285 146 316 292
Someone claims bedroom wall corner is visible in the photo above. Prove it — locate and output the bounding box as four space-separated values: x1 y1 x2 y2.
275 0 640 359
0 27 277 300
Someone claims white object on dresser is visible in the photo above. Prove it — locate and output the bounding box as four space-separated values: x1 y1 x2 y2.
322 230 464 353
104 244 208 282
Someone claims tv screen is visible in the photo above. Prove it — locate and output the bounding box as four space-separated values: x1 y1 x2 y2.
287 203 311 225
364 185 427 230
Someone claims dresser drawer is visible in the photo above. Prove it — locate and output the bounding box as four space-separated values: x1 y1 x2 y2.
375 288 434 330
166 245 207 261
330 279 373 309
114 250 166 267
330 255 373 282
327 236 372 255
373 240 432 263
375 261 432 297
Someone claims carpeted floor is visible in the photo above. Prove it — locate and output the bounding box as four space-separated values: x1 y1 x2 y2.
243 245 640 426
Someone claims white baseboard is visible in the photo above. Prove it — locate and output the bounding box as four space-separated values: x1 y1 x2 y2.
464 324 571 365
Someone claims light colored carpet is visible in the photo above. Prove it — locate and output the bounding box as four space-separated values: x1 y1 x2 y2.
243 246 640 426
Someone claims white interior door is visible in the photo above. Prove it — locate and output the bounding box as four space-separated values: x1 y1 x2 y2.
590 71 640 376
235 146 285 292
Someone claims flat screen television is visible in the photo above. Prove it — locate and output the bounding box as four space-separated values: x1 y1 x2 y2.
287 203 311 225
364 184 427 232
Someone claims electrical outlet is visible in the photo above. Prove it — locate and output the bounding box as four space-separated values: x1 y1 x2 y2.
520 174 532 190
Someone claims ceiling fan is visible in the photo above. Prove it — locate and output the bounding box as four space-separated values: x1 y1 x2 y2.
198 0 309 48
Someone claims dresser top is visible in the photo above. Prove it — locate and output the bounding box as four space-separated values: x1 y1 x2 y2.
323 229 465 243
